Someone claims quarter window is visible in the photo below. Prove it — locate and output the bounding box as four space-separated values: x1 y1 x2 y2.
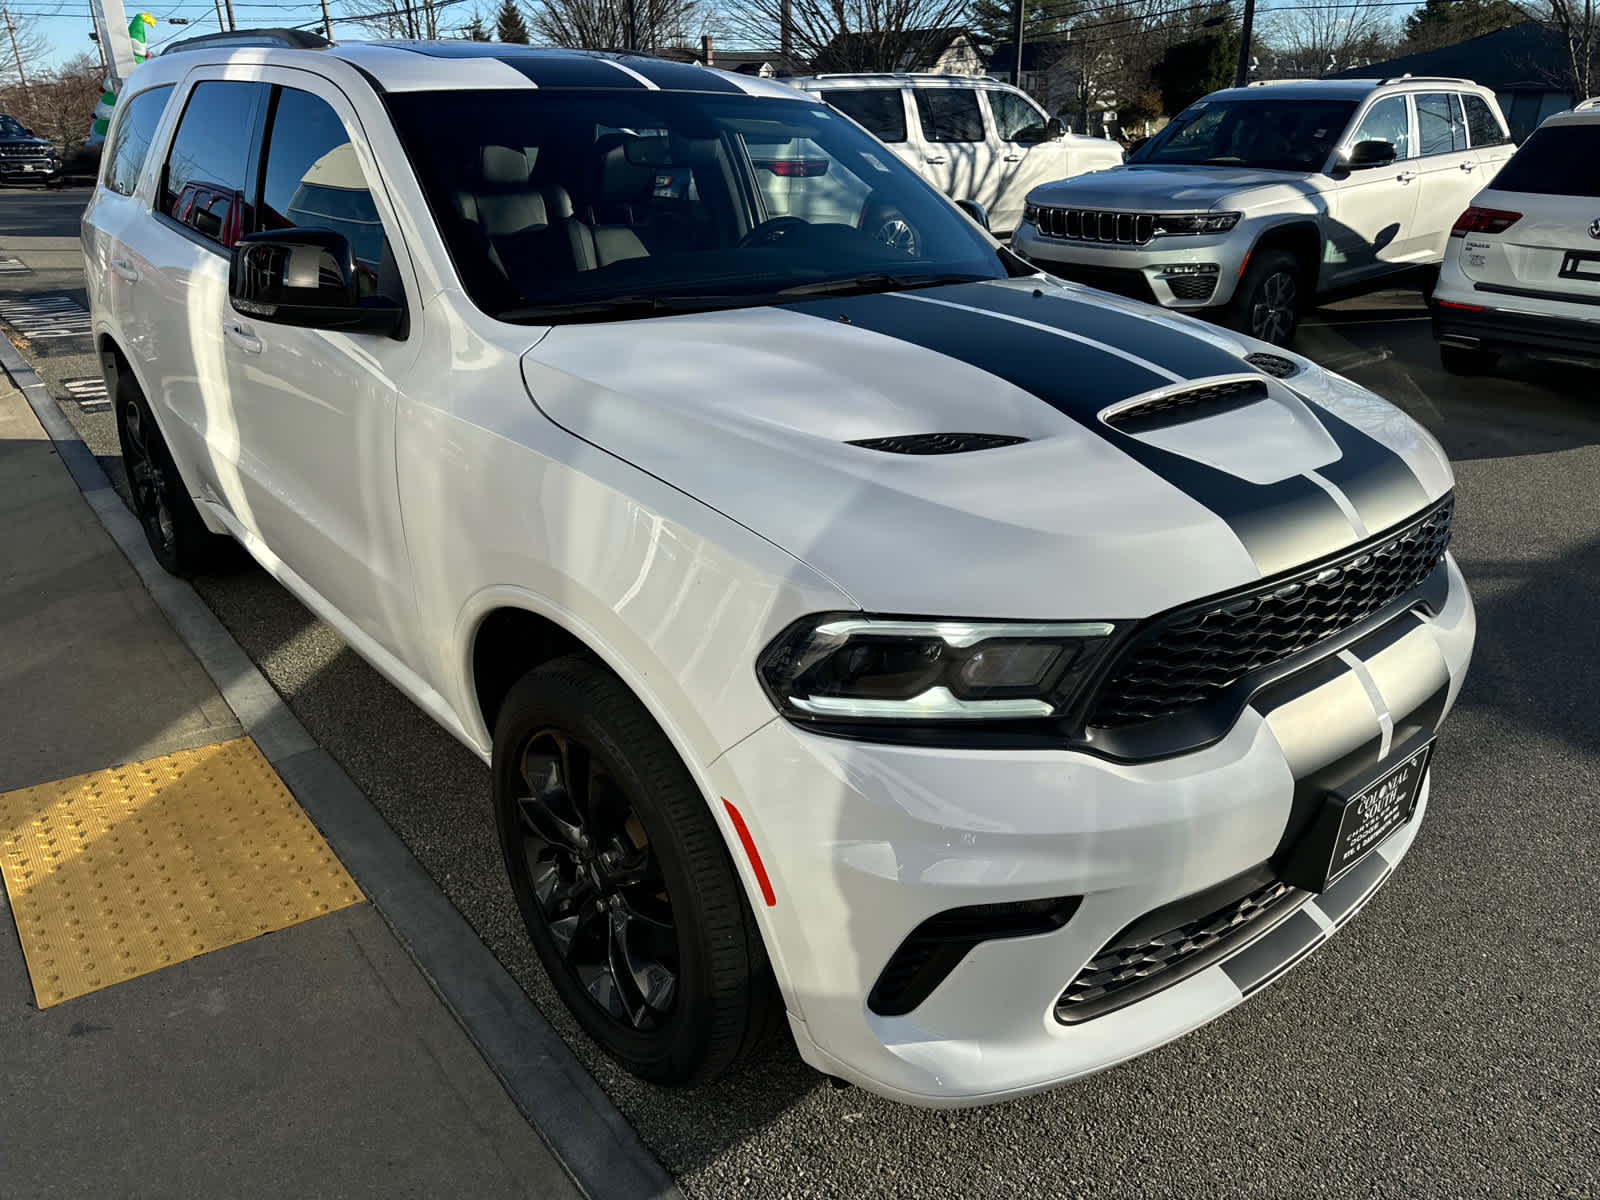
104 85 171 197
988 89 1049 144
160 80 267 246
914 88 985 143
259 86 396 298
822 89 907 144
1416 92 1466 156
1462 94 1507 147
1348 95 1410 161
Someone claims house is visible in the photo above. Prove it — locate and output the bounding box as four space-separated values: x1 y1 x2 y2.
813 27 984 75
1330 23 1581 141
657 38 803 78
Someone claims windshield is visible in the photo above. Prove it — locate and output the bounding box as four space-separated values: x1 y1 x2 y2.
1131 98 1357 173
0 115 28 138
387 89 1012 322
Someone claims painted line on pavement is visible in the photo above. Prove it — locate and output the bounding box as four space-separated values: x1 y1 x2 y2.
0 334 679 1200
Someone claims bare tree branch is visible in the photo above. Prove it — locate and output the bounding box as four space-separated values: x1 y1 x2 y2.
716 0 971 71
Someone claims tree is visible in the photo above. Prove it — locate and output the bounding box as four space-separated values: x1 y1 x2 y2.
718 0 970 73
1263 0 1395 74
970 0 1080 55
528 0 704 52
341 0 448 38
496 0 532 42
462 12 492 37
7 53 104 148
0 7 48 102
1401 0 1519 52
1153 26 1238 114
1521 0 1599 97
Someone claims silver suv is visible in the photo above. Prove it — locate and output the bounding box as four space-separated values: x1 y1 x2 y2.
1013 77 1515 344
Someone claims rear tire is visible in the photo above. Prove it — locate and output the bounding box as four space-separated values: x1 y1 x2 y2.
1439 343 1498 376
492 655 781 1085
114 373 229 576
1228 248 1303 346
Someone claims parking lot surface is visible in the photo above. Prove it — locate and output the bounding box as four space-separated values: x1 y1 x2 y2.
5 188 1597 1199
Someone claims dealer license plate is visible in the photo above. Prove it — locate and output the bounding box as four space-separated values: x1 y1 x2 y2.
1325 742 1432 886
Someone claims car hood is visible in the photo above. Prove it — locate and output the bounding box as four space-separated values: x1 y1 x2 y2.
521 278 1452 619
0 136 52 149
1026 164 1317 210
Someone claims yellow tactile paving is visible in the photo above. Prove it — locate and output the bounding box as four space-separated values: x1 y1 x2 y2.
0 737 362 1007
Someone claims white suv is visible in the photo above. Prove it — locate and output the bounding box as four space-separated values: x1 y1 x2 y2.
1014 78 1515 344
789 74 1124 235
1432 99 1600 373
84 40 1474 1107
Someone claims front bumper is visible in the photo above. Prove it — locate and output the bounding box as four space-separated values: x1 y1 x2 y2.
710 555 1474 1106
0 160 62 183
1012 219 1248 310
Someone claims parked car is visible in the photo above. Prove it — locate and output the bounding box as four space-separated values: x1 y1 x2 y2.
0 113 63 187
788 73 1124 235
1013 77 1517 344
84 39 1474 1108
1432 97 1600 373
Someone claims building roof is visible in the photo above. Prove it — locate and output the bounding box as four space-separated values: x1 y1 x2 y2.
1328 22 1570 92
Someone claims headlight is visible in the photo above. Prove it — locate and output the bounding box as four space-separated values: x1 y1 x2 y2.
757 614 1117 726
1152 212 1241 236
1023 202 1039 225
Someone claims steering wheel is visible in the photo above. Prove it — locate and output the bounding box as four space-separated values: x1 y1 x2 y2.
738 216 809 248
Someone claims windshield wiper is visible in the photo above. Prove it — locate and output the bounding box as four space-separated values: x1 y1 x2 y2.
776 272 989 298
496 295 701 323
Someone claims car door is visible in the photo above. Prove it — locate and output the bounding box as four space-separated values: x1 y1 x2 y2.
981 86 1066 233
909 85 992 208
136 74 269 497
1323 93 1421 286
1409 91 1482 261
219 74 422 658
1460 91 1516 177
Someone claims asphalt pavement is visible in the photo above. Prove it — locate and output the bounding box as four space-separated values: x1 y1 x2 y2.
5 187 1597 1199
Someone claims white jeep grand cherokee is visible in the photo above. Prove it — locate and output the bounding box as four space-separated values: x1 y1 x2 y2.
1014 77 1515 345
83 39 1475 1108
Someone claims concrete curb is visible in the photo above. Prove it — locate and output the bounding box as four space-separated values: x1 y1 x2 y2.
0 334 680 1200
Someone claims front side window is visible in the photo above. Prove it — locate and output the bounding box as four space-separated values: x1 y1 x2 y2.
161 80 267 245
1348 95 1410 161
387 89 1010 321
822 89 907 144
1416 92 1466 156
104 85 172 196
259 86 396 298
1131 98 1358 172
914 88 985 143
988 89 1050 144
1462 94 1507 147
1489 125 1600 196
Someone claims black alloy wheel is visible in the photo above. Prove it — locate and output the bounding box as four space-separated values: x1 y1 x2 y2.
114 374 229 577
1230 248 1302 347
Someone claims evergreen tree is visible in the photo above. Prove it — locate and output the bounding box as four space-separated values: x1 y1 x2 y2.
970 0 1081 55
463 13 491 38
1153 26 1239 114
1401 0 1518 52
496 0 532 43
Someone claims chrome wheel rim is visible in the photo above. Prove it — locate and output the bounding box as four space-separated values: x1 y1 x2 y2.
873 218 918 255
121 400 176 556
510 729 678 1031
1250 271 1297 344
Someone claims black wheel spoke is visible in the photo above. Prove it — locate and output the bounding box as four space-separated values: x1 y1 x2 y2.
607 901 676 1028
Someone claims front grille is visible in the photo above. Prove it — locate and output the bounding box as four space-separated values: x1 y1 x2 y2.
1057 879 1301 1021
1103 378 1266 433
1167 274 1218 302
1035 206 1154 246
0 144 51 161
849 432 1028 455
1087 497 1454 728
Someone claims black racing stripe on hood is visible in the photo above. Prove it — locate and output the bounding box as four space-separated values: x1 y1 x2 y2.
496 55 649 89
782 292 1360 577
1308 406 1431 533
620 58 745 92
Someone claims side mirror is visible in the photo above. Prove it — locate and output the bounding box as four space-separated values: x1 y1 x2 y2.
1346 139 1397 169
1127 135 1150 155
1046 117 1066 141
954 198 990 230
229 229 405 339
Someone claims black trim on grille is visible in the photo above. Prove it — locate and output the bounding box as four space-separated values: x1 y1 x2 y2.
1056 872 1307 1023
848 432 1029 454
1167 273 1218 302
1035 206 1154 246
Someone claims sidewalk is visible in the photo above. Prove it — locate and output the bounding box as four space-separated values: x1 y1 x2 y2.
0 370 583 1195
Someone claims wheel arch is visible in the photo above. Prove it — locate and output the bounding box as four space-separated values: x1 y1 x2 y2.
1247 221 1323 289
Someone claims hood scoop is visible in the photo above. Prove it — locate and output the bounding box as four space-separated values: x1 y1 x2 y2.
1244 351 1300 379
1100 377 1268 435
848 432 1030 455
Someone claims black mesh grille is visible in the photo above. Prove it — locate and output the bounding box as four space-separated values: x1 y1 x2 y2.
1167 274 1219 302
1056 880 1300 1020
1087 497 1454 728
848 432 1028 454
1245 351 1300 378
1036 206 1154 245
1102 379 1266 433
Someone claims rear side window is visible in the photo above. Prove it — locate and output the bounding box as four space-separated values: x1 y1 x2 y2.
823 89 907 144
1490 126 1600 196
1462 94 1508 147
259 86 397 298
1416 92 1466 155
160 80 267 246
914 89 985 143
104 85 172 196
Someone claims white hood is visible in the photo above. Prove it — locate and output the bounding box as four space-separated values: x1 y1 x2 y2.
1026 164 1323 212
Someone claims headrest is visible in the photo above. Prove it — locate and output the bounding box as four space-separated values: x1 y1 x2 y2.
481 145 530 186
593 133 657 200
539 183 575 221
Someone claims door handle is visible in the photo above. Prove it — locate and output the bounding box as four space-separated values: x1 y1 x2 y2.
222 320 262 354
925 155 946 165
110 257 139 283
1003 153 1022 163
1397 171 1418 183
1459 160 1476 172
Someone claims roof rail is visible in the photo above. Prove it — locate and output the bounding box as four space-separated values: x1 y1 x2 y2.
1574 96 1600 110
1245 78 1301 86
159 28 332 54
807 71 996 82
1376 74 1476 86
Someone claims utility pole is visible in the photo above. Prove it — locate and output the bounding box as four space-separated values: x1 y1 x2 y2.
1234 0 1254 88
3 9 30 124
779 0 792 59
319 0 332 39
223 0 236 29
1010 0 1024 88
624 0 636 51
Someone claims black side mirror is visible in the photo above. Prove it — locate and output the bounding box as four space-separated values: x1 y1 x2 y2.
1046 117 1066 141
955 198 990 230
1127 135 1150 155
1346 139 1397 170
230 229 405 339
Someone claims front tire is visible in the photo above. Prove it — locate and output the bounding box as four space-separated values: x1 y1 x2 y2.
492 656 780 1084
114 373 229 576
1229 248 1303 346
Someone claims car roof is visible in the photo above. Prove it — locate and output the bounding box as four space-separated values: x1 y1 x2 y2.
788 73 1017 90
1537 98 1600 127
145 37 800 98
1195 76 1491 103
